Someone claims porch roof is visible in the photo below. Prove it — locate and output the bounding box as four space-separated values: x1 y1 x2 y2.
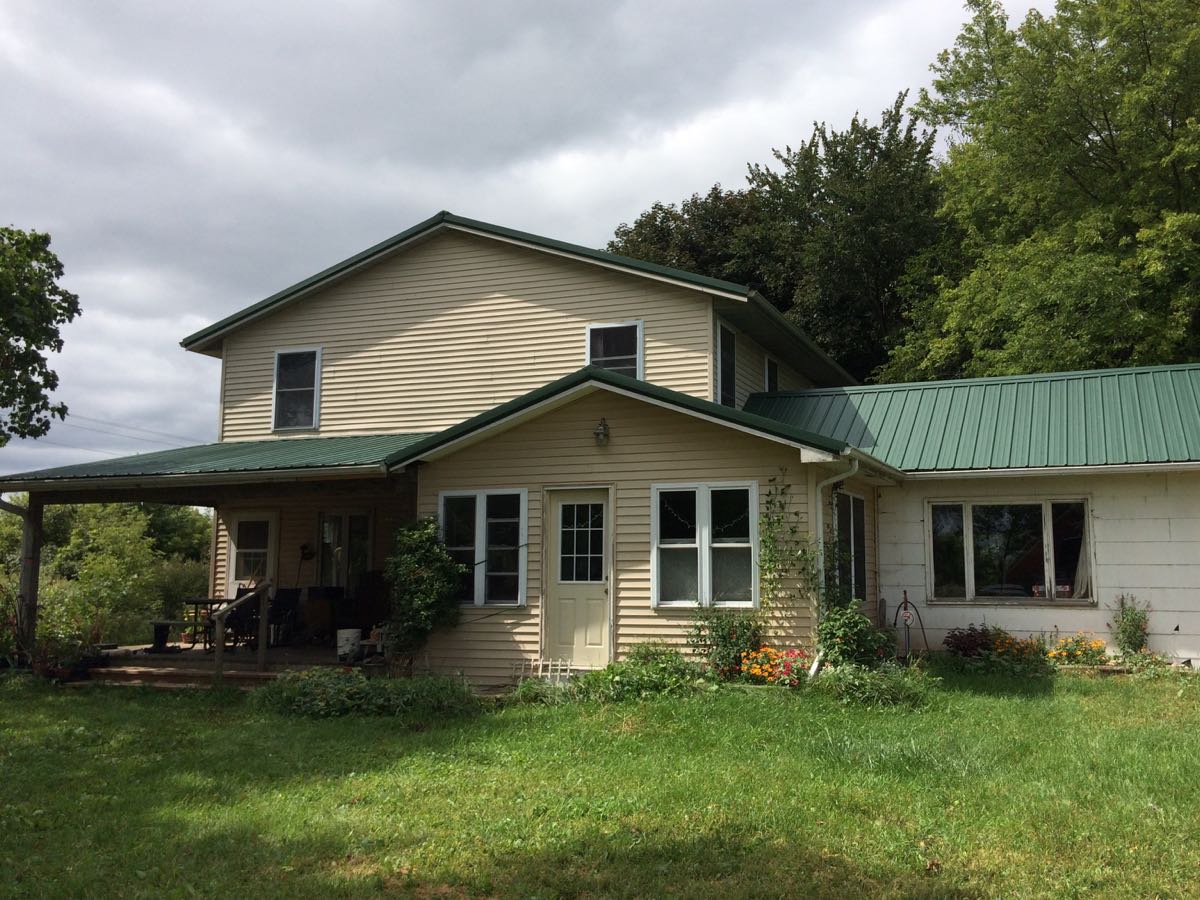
744 362 1200 474
0 432 434 492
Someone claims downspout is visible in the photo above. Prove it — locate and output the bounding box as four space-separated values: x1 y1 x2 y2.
808 456 858 679
814 456 859 590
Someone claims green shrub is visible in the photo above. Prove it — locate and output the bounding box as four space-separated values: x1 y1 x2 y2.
817 605 894 667
1110 595 1149 657
941 626 1055 677
687 609 764 680
507 677 570 706
813 661 937 708
382 519 467 667
572 642 708 702
253 668 479 721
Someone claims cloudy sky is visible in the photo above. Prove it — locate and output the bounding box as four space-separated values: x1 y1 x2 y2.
0 0 1049 475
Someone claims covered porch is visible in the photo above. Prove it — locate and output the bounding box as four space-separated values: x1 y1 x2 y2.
1 433 427 680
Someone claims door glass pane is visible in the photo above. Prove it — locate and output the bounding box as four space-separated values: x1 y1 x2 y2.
234 519 269 582
237 520 269 550
972 504 1045 598
559 501 604 583
658 547 698 603
931 504 966 598
347 515 370 595
1051 502 1090 599
712 546 752 604
658 491 696 542
319 514 345 587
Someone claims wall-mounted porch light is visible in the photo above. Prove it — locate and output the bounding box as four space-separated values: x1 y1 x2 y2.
593 417 610 446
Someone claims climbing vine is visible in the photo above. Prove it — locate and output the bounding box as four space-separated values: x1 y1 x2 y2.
757 469 821 621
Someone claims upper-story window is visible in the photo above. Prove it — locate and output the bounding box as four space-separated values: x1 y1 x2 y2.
764 357 780 392
273 348 321 430
717 324 736 407
587 322 643 379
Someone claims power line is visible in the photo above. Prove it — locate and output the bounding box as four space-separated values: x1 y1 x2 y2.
15 438 125 457
67 414 207 445
57 421 189 449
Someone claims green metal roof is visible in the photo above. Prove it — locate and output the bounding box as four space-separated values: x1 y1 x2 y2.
180 211 757 353
744 363 1200 472
387 365 851 468
0 433 434 487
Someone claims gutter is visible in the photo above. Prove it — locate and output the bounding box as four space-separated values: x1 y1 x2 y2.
906 461 1200 479
0 464 388 494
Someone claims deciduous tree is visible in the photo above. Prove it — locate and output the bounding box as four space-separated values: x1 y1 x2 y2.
0 228 80 445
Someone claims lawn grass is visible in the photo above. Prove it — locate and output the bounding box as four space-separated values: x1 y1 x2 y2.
2 671 1199 898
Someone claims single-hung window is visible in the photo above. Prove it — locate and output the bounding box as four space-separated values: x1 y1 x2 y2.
653 483 756 607
929 499 1092 602
587 322 643 379
273 349 320 430
440 490 528 606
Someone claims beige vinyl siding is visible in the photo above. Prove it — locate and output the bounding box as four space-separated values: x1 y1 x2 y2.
778 363 814 392
719 316 813 407
416 389 816 686
219 230 713 439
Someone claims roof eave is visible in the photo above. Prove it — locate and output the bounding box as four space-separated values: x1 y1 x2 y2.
181 211 758 353
1 463 389 495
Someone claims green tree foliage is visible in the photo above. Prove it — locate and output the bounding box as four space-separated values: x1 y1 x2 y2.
886 0 1200 380
608 95 945 382
0 228 81 445
0 496 212 650
746 94 949 379
382 518 465 662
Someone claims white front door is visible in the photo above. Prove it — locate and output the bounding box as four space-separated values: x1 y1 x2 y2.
545 490 610 668
226 511 278 597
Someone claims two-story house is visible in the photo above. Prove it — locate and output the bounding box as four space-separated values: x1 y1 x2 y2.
7 210 1200 682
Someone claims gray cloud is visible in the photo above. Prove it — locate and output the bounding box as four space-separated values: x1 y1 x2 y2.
0 0 1050 477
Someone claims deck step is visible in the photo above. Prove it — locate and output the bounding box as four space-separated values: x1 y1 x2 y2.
87 666 280 688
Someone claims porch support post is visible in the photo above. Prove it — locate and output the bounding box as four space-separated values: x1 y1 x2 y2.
213 617 225 686
16 497 44 665
256 589 270 672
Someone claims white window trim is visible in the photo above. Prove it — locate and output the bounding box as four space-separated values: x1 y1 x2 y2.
651 480 759 609
764 355 780 393
833 490 866 601
272 346 323 432
225 510 278 598
585 320 645 380
924 496 1096 606
716 323 736 407
438 489 529 607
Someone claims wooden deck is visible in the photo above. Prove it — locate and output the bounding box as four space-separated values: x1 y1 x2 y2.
100 642 352 672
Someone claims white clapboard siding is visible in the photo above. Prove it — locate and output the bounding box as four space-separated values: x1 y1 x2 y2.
877 471 1200 658
219 230 715 439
